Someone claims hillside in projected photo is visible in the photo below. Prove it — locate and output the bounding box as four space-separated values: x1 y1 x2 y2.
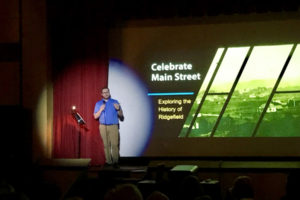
180 44 300 138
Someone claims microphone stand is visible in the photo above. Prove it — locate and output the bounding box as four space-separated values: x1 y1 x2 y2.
71 109 86 158
77 125 81 158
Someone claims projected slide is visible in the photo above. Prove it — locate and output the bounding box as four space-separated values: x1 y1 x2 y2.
109 18 300 157
180 44 300 138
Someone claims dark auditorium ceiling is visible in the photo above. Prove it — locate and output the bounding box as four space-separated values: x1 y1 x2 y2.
48 0 300 22
104 0 300 20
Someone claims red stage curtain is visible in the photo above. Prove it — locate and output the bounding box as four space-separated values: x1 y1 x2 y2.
53 60 108 165
50 0 109 165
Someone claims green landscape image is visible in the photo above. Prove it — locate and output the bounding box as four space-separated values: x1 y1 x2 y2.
179 44 300 137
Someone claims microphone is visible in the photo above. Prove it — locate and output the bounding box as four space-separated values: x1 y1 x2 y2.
102 101 106 113
71 106 86 125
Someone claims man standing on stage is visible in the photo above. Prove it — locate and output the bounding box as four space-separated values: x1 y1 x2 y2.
94 87 124 166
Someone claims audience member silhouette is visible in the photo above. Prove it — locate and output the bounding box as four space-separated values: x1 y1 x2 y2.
150 164 171 197
281 171 300 200
146 191 169 200
225 176 254 200
104 183 143 200
193 195 213 200
64 196 84 200
176 175 205 200
0 179 29 200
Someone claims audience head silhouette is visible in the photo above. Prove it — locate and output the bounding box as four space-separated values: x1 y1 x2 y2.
226 176 254 200
282 171 300 199
177 175 204 200
146 191 169 200
104 183 143 200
